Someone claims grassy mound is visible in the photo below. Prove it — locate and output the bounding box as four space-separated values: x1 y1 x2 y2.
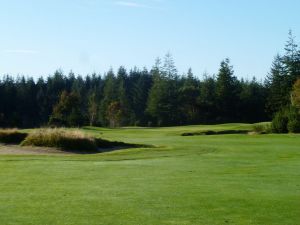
0 129 28 144
21 129 98 152
21 128 148 152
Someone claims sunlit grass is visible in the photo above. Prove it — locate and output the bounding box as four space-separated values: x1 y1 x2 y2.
0 123 299 225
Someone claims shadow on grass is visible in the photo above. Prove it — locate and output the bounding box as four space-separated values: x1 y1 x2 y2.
181 130 251 136
65 142 154 155
0 131 28 144
83 126 159 132
0 141 154 155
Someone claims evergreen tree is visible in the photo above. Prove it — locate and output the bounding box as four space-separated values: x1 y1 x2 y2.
146 58 162 124
87 90 99 126
129 68 152 126
266 32 300 116
99 69 117 126
215 58 240 122
283 30 300 84
239 78 267 122
36 77 49 125
179 68 200 124
147 56 180 126
1 76 18 126
49 91 84 127
266 55 287 115
163 53 178 79
116 67 133 126
198 74 217 123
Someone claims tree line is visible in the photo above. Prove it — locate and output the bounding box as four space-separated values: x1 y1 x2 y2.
266 31 300 132
0 32 299 129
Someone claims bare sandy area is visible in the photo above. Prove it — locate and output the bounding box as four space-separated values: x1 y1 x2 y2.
0 144 71 155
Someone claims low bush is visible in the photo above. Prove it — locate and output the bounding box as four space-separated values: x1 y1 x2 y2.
21 129 98 152
252 123 272 134
287 107 300 133
271 109 289 133
0 129 28 144
271 106 300 133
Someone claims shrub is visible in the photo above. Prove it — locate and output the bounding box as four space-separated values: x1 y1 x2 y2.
252 123 271 134
287 107 300 133
271 109 289 133
271 106 300 133
291 78 300 110
21 129 98 152
253 124 264 133
0 129 28 144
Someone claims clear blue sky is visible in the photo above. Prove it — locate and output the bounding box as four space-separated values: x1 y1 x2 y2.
0 0 300 80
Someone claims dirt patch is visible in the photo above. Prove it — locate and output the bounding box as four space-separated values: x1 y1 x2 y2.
0 144 144 155
0 144 72 155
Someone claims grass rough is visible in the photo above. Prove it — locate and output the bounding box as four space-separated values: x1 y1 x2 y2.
20 128 147 152
21 129 98 152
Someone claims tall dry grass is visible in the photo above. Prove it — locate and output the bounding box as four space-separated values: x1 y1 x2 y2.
21 128 98 152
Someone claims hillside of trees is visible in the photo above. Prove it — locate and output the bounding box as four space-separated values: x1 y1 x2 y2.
0 32 299 128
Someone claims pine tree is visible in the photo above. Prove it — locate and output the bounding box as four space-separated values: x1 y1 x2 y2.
163 53 178 79
266 31 300 118
36 77 49 125
87 90 99 126
129 68 152 126
179 68 200 124
116 66 133 126
215 58 239 122
198 74 217 123
266 55 287 115
283 30 300 83
146 55 180 126
99 69 117 126
239 78 267 122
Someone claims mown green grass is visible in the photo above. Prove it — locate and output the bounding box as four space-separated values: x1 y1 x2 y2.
0 123 300 225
